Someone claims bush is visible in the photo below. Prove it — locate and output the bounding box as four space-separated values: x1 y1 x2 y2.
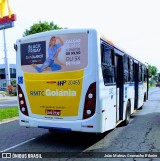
13 91 17 96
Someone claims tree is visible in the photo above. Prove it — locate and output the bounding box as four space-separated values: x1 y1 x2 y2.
23 21 63 36
11 80 16 86
148 65 157 78
148 64 158 85
157 73 160 82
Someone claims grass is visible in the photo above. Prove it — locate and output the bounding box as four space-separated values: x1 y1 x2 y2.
0 107 19 121
149 84 155 88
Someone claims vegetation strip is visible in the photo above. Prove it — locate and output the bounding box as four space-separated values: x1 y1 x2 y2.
0 107 18 121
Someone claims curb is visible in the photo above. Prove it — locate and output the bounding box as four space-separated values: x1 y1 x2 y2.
0 117 19 125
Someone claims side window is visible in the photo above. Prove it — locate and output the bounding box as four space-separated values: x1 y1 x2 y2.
102 45 112 64
142 66 147 82
129 59 134 82
133 61 135 82
123 55 129 82
139 64 142 82
101 44 115 85
142 66 144 82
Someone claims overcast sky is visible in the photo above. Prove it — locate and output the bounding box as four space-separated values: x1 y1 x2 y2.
0 0 160 70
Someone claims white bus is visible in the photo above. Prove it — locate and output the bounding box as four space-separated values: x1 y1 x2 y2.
15 29 148 133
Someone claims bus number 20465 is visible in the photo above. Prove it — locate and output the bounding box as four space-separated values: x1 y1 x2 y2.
68 80 80 85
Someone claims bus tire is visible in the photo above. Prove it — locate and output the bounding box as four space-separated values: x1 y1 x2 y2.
139 94 146 110
139 106 143 110
139 104 143 110
123 102 131 126
144 93 147 102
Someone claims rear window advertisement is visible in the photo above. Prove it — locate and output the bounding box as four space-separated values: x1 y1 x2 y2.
21 41 46 66
20 33 88 73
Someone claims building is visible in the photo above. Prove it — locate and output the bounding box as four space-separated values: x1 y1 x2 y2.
0 63 16 90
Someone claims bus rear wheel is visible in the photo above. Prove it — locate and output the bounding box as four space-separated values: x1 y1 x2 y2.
123 102 131 126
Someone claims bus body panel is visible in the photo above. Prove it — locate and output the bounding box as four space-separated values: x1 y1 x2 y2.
97 36 118 132
138 83 144 108
23 70 84 119
100 85 117 132
16 28 148 133
19 111 102 133
17 29 103 132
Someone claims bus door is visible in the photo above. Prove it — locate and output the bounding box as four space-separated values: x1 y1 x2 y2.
101 43 117 128
115 51 124 122
134 61 139 109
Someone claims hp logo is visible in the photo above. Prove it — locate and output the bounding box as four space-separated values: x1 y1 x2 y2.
57 80 66 86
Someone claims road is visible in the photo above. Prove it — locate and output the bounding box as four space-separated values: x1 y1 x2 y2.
0 96 18 108
0 87 160 161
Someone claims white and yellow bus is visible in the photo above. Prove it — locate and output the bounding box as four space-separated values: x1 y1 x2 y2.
16 29 148 133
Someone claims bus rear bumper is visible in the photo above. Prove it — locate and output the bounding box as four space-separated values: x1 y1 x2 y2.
19 113 102 133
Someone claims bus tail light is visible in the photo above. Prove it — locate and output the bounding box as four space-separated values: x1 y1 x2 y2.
18 84 29 116
83 82 96 119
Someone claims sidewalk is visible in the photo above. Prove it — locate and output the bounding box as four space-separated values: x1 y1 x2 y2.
0 94 17 101
0 91 17 101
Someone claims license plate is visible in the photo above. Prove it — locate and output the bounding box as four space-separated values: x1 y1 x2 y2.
45 110 61 116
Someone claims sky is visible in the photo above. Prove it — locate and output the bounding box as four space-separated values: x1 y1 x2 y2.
0 0 160 70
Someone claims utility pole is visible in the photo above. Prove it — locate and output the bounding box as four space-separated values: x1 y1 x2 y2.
0 0 16 89
3 28 10 87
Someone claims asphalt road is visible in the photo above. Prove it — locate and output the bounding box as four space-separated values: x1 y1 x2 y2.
0 87 160 161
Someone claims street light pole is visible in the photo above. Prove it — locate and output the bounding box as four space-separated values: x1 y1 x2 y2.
3 28 10 87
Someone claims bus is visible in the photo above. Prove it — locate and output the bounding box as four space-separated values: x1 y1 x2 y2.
15 29 148 133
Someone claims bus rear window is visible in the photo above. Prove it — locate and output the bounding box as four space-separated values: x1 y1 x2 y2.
20 33 88 73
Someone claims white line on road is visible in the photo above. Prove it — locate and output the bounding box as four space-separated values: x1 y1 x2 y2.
0 138 35 152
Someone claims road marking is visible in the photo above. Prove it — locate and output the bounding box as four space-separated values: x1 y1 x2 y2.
0 138 35 152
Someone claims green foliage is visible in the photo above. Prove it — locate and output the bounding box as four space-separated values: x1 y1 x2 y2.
0 107 18 121
148 64 158 86
149 83 155 88
148 65 157 78
157 73 160 82
11 80 16 86
23 21 63 36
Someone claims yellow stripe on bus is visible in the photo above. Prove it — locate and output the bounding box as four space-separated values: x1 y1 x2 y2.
24 69 84 80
